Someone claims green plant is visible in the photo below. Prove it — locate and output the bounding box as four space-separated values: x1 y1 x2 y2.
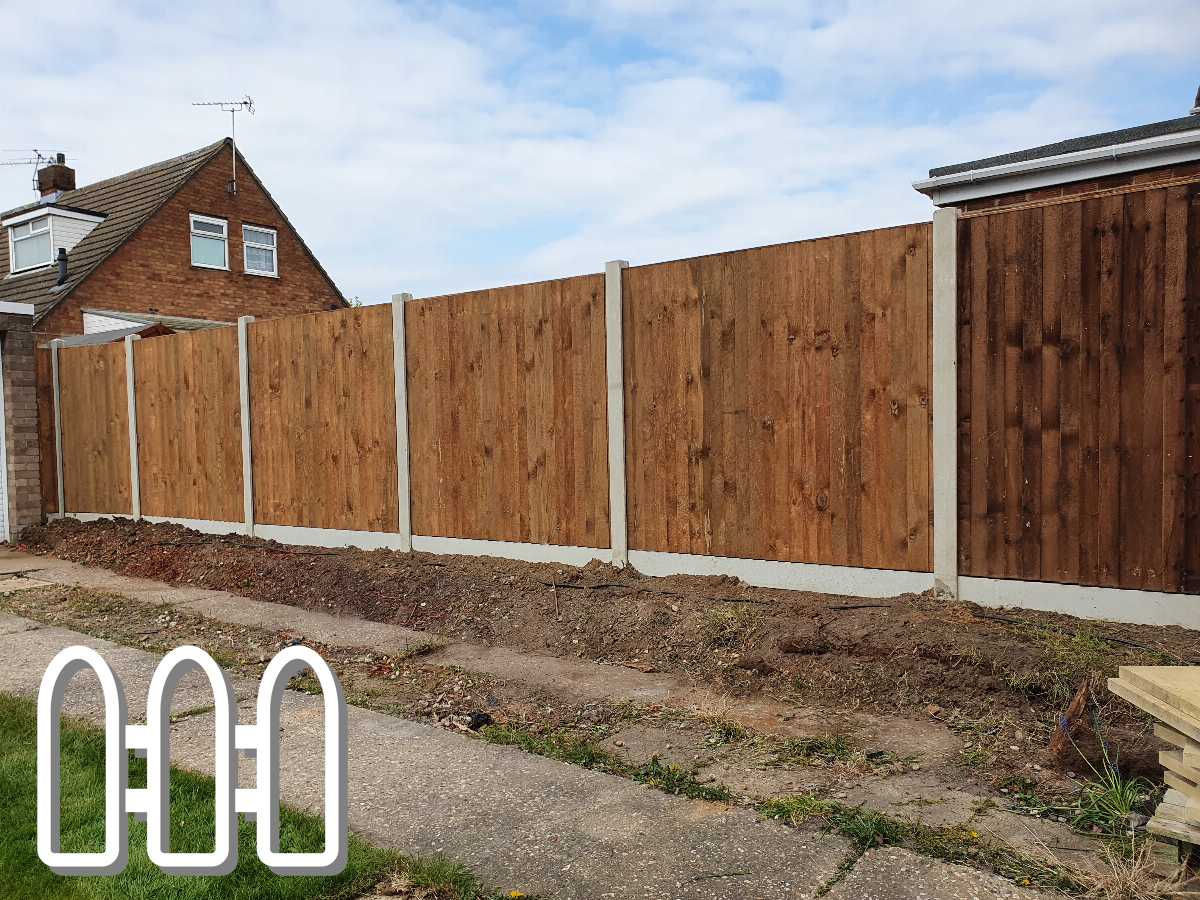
708 718 750 744
632 757 731 802
771 734 855 766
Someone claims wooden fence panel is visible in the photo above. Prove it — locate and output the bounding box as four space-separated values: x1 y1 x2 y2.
623 225 933 572
249 305 399 532
957 181 1200 592
135 327 242 522
405 275 610 547
35 348 56 514
59 342 130 515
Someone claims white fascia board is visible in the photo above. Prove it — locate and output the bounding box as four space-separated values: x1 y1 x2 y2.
913 127 1200 206
0 301 35 315
1 206 105 227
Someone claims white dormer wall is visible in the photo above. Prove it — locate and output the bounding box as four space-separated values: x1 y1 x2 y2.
48 213 101 254
2 206 105 274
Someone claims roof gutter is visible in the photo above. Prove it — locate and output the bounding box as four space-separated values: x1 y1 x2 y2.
913 127 1200 206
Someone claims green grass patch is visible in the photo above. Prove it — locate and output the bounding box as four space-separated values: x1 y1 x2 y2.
0 692 489 900
478 724 731 803
758 794 1086 894
769 735 855 766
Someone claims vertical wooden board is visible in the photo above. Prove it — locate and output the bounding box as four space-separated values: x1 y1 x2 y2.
985 214 1007 578
1162 186 1190 591
135 327 242 522
1018 207 1043 580
59 342 130 515
1183 186 1200 593
1001 210 1025 578
1139 189 1167 590
905 225 932 571
841 233 866 568
1096 194 1125 587
1118 191 1148 588
965 217 991 577
812 239 834 564
406 275 609 548
1039 204 1063 581
35 348 57 514
955 220 973 574
1077 198 1103 586
883 229 913 570
827 236 851 565
251 305 399 532
1056 201 1084 584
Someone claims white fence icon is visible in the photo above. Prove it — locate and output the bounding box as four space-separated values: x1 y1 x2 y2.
36 644 348 876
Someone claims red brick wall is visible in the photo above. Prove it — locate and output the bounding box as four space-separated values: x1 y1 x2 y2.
36 145 345 340
1 313 42 535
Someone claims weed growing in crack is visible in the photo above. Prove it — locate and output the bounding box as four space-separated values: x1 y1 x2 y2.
478 725 732 803
769 735 855 766
758 794 1085 893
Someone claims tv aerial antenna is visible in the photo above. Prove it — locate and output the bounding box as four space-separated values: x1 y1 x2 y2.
0 149 56 195
192 95 255 194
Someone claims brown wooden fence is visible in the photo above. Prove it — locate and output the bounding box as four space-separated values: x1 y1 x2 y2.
624 225 932 571
957 179 1200 593
406 275 610 548
44 224 935 574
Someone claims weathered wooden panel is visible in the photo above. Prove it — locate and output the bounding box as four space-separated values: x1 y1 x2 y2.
35 348 57 514
58 342 130 514
135 327 242 522
958 177 1200 593
250 305 399 531
623 225 933 572
406 275 610 548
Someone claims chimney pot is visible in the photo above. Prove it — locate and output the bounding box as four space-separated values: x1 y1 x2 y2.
37 155 75 198
56 248 68 285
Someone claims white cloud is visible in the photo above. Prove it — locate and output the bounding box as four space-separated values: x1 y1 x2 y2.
0 0 1195 301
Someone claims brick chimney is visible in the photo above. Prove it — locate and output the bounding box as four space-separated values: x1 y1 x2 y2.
37 153 75 198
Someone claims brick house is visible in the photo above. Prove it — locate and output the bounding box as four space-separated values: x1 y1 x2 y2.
0 138 346 340
0 138 347 538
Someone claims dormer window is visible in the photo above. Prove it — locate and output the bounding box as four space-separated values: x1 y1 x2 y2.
189 213 228 269
10 216 52 272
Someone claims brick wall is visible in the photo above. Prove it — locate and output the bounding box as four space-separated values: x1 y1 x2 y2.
36 145 346 340
0 312 41 536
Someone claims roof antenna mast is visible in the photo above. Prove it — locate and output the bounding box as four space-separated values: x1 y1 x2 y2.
191 95 255 194
0 149 54 196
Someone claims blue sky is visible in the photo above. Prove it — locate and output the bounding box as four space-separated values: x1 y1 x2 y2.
1 1 1197 303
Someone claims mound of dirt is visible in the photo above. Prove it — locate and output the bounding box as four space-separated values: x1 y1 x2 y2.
21 517 1196 776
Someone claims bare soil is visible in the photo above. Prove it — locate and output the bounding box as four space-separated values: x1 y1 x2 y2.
21 517 1200 780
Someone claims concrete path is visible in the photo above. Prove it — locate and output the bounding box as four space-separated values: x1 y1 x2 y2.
0 610 849 898
0 549 1052 898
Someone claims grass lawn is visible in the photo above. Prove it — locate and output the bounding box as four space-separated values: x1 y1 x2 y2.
0 692 490 900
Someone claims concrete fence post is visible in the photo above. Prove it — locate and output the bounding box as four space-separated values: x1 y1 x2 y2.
237 316 255 537
50 339 65 517
391 293 413 552
124 334 142 520
604 260 630 567
931 207 960 599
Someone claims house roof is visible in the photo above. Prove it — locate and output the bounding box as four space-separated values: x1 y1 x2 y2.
928 114 1200 177
0 138 346 322
0 140 228 319
81 307 229 331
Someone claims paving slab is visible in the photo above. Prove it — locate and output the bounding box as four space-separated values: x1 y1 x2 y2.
4 615 853 898
826 848 1044 899
0 617 258 722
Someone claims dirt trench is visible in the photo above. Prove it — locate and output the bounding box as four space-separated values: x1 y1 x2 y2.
21 517 1199 780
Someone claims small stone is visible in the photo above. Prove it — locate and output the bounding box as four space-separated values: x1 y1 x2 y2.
925 704 943 717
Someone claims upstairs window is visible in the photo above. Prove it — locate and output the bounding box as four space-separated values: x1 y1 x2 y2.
10 216 52 272
189 214 227 269
242 225 277 277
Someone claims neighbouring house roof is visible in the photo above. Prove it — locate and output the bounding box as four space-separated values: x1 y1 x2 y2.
81 307 230 331
0 137 346 322
54 323 176 347
914 113 1200 205
0 140 228 320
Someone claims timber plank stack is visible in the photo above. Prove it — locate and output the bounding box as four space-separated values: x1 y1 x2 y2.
1109 667 1200 847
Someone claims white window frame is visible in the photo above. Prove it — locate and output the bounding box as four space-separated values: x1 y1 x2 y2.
8 215 54 274
242 224 278 277
189 213 228 270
